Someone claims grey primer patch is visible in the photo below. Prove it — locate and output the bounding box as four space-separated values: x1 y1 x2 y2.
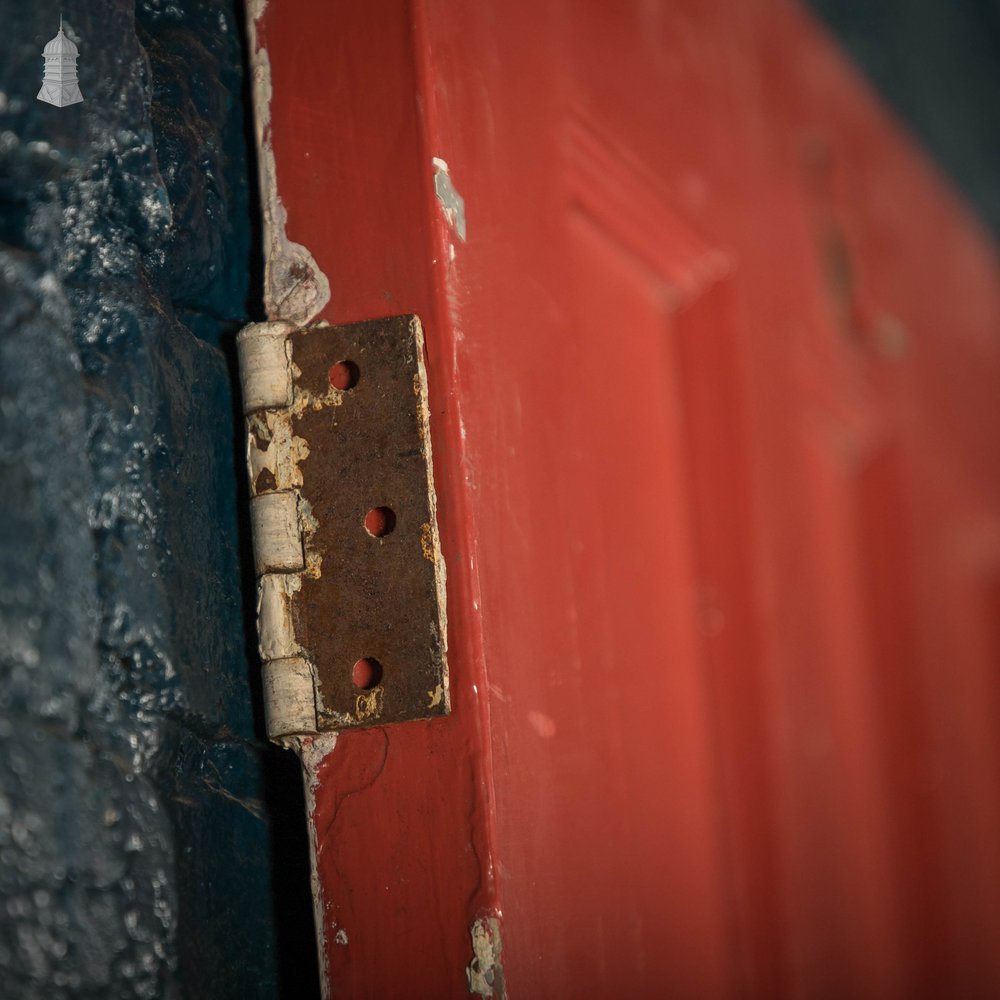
433 157 467 241
467 916 505 998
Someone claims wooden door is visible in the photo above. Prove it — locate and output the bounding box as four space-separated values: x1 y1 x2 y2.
247 1 1000 995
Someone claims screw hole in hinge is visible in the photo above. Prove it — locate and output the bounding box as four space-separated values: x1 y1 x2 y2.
364 506 396 537
329 360 360 390
352 657 383 690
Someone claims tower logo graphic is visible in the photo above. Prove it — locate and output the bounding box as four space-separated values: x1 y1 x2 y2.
37 16 83 108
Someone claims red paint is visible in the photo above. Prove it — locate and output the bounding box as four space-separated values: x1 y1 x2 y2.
351 658 383 691
362 508 394 539
327 361 359 391
254 0 1000 995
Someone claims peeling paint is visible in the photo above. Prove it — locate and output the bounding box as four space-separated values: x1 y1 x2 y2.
239 321 323 743
249 491 305 573
317 708 356 730
291 382 348 420
412 317 451 715
262 657 319 740
354 687 384 721
236 320 295 410
420 521 436 562
467 916 505 998
241 315 447 739
297 496 323 580
247 409 311 493
247 2 331 324
432 156 467 241
257 572 302 661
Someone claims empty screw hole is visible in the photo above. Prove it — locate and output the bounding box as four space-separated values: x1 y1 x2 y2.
329 360 359 390
352 657 383 690
364 506 396 537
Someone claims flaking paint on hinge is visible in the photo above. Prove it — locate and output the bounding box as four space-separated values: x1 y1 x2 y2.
297 495 323 580
467 916 505 998
257 572 302 661
239 315 449 736
246 409 310 494
238 320 323 742
247 0 331 324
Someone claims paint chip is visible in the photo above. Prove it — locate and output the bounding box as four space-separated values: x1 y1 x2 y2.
433 157 467 241
467 916 504 998
527 710 556 739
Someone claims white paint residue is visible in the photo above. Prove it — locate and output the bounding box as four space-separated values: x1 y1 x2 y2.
333 928 348 946
467 916 504 998
262 658 317 739
246 409 310 491
235 320 293 411
256 573 302 661
247 7 330 324
527 710 557 739
432 157 467 241
249 492 303 574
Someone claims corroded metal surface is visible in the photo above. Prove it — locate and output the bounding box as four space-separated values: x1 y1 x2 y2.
293 316 449 729
243 315 449 734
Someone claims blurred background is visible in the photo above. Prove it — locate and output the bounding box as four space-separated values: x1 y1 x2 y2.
812 0 1000 236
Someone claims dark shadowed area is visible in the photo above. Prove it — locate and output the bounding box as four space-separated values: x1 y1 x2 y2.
0 2 316 997
808 0 1000 237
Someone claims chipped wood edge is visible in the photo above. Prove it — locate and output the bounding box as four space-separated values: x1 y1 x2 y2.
245 0 330 325
411 316 451 714
296 733 338 1000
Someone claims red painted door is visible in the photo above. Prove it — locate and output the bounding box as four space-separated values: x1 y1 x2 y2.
247 1 1000 995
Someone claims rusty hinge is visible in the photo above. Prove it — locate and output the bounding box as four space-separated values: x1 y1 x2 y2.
236 315 449 743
